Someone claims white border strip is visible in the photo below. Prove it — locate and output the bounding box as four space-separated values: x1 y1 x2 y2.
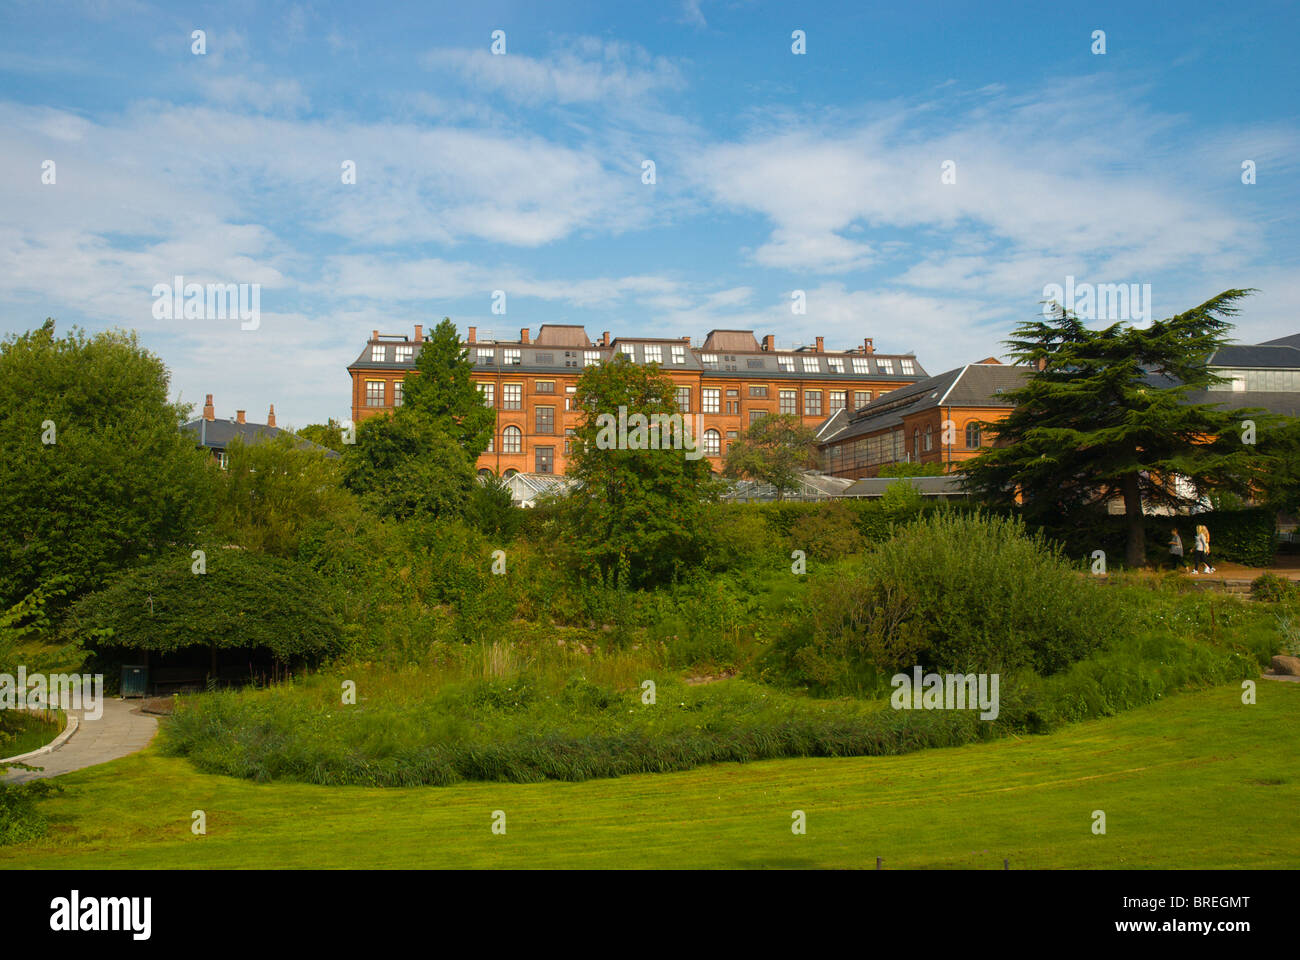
0 715 78 766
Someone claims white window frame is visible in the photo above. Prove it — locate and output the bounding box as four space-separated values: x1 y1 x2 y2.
828 357 845 373
584 350 600 366
370 345 385 362
479 383 495 407
778 356 795 372
644 344 663 363
851 358 870 374
672 345 686 364
802 357 820 373
503 348 521 366
702 388 721 414
878 358 895 375
901 359 915 375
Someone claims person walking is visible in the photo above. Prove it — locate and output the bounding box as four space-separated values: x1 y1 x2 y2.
1169 528 1184 570
1190 523 1215 575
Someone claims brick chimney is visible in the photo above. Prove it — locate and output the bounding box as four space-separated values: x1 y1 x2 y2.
267 404 276 427
520 327 530 344
203 394 215 421
467 326 477 343
372 329 378 341
863 338 875 355
236 410 246 425
815 336 824 353
762 334 775 352
601 331 610 347
414 324 423 342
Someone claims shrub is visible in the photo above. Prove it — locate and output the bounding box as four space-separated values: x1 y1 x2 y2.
62 548 345 662
787 501 865 561
1250 572 1294 602
768 512 1125 692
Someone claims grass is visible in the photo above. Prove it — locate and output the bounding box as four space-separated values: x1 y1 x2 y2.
0 711 64 760
4 681 1297 869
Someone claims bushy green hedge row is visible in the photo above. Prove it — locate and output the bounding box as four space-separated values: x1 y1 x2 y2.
1045 507 1276 569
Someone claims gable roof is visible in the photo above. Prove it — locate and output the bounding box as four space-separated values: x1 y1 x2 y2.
1208 343 1300 368
181 419 339 458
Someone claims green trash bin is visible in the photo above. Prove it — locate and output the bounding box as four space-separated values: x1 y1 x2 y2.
121 665 148 698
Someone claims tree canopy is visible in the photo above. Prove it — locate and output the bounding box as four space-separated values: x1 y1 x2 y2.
963 290 1274 567
0 322 212 605
564 354 717 585
722 413 818 498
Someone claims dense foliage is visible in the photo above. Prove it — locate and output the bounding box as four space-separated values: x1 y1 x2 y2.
722 413 818 497
0 322 212 605
63 548 344 660
964 291 1275 567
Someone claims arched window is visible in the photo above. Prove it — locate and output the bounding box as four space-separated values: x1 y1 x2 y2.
924 424 933 452
966 422 982 449
704 429 721 456
502 425 522 453
477 468 492 477
503 468 519 478
912 429 920 461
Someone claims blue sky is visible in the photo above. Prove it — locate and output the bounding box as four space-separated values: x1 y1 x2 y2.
2 0 1298 427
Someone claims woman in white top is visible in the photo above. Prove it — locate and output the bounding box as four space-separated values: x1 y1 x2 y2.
1190 524 1214 575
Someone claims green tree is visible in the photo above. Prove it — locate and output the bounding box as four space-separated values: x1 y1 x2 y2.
565 354 718 585
295 419 347 453
342 319 486 521
722 413 819 499
214 433 357 556
402 318 494 457
0 322 212 605
342 413 473 521
964 291 1274 567
466 470 520 540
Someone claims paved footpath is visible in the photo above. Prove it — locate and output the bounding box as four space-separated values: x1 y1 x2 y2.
2 698 158 784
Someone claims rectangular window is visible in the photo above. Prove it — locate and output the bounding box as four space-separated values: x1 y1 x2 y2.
830 390 846 413
878 358 895 375
503 384 522 410
778 356 795 372
621 343 635 357
854 390 870 409
535 406 555 435
828 357 845 373
779 389 797 415
804 390 822 417
478 348 495 364
564 428 574 456
901 359 916 375
365 380 385 406
726 389 739 397
535 446 554 474
393 380 404 407
370 345 385 362
676 386 691 412
395 345 413 363
644 345 662 363
852 357 870 374
749 409 768 425
672 345 686 364
584 350 601 366
503 348 521 365
534 353 554 365
802 357 820 373
479 383 495 407
702 388 721 413
535 380 555 394
701 353 718 368
749 385 768 397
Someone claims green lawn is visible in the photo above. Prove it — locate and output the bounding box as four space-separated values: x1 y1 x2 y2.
4 681 1298 869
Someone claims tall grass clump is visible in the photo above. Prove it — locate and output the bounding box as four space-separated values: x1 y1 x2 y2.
767 511 1129 694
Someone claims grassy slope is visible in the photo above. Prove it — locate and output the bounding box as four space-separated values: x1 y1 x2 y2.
3 681 1297 870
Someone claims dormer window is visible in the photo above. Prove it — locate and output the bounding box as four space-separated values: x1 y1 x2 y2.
901 359 915 375
878 358 895 375
778 356 795 372
672 345 686 363
644 345 663 363
395 345 413 363
828 357 845 373
370 345 385 362
503 348 521 365
852 358 870 374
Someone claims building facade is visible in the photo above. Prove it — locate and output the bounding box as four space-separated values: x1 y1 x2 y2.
347 324 926 475
818 359 1027 479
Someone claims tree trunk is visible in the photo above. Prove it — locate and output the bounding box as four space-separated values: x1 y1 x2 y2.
1122 471 1146 568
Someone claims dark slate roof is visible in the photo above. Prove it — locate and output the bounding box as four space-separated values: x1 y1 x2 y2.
1181 390 1300 418
349 336 928 382
1260 333 1300 350
1208 343 1300 368
839 475 969 498
181 419 340 458
821 364 1027 444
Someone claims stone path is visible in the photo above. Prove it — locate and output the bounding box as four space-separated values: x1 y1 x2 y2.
1 698 158 783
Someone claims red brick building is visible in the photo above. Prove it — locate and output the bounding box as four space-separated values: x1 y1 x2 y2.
348 324 926 475
818 359 1027 479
